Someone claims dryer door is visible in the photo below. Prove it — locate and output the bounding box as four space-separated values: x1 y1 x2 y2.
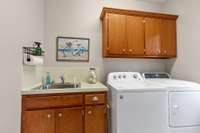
169 91 200 127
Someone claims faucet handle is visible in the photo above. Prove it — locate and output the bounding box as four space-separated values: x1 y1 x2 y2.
60 75 64 79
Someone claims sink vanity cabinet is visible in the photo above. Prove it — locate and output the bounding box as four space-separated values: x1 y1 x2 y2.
22 92 108 133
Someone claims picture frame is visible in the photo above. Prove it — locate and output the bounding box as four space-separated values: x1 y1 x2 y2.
56 37 90 62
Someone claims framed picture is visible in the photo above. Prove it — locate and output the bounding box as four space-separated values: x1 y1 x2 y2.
56 37 89 62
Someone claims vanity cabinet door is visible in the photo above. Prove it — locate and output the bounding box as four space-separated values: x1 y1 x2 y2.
85 105 107 133
55 107 83 133
23 110 55 133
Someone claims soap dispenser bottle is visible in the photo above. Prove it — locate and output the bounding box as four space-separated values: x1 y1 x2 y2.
45 72 53 89
34 42 43 56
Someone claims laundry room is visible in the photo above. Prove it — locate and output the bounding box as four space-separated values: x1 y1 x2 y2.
0 0 200 133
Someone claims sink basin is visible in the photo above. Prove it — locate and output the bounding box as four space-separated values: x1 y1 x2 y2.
34 82 81 90
50 83 81 89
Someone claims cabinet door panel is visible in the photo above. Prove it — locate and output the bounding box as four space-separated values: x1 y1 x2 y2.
55 107 83 133
145 18 162 56
108 13 126 55
126 16 145 55
23 110 55 133
85 105 107 133
161 19 177 56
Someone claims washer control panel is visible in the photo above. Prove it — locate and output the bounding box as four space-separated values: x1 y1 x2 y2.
143 72 171 79
107 72 143 83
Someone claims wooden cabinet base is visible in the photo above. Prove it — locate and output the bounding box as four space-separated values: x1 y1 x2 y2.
21 92 107 133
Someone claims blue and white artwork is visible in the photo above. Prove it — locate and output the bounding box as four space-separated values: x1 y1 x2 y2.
57 37 89 61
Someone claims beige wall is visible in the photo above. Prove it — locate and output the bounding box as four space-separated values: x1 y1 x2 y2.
44 0 166 82
22 0 166 89
0 0 44 132
163 0 200 83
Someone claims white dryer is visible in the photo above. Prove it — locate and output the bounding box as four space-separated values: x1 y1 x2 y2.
143 72 200 133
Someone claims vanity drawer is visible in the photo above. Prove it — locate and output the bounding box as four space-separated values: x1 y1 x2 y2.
85 93 106 105
23 94 83 110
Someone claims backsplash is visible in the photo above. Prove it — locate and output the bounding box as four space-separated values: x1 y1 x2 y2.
22 66 100 90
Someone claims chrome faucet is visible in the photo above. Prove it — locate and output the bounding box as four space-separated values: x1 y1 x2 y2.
60 74 65 84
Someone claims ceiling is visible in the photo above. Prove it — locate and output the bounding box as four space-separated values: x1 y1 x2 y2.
138 0 168 3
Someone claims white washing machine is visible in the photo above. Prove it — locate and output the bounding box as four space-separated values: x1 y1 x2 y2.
143 72 200 133
107 72 169 133
107 72 200 133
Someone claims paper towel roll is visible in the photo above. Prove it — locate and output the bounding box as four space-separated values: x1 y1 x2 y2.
23 54 44 66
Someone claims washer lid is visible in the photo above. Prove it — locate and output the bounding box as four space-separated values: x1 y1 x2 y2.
108 80 165 92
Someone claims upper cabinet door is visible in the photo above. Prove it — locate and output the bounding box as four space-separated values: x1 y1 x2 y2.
161 19 177 57
145 18 162 56
126 16 145 55
108 13 126 55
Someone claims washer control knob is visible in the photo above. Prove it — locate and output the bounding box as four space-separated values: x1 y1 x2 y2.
120 95 124 99
133 74 138 79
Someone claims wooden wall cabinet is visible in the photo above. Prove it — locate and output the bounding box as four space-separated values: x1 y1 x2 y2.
101 7 178 59
22 92 107 133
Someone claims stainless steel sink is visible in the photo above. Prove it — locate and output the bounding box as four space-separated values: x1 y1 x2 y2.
50 83 81 89
34 82 81 90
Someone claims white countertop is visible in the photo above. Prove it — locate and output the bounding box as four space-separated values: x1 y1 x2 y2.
21 82 108 95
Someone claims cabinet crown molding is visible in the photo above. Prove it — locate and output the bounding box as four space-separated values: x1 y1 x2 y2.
100 7 179 20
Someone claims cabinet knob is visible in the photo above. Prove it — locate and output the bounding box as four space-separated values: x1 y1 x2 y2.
164 50 167 54
47 114 51 118
129 49 133 52
88 110 92 115
122 49 126 52
58 113 63 117
92 96 99 102
157 50 161 54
